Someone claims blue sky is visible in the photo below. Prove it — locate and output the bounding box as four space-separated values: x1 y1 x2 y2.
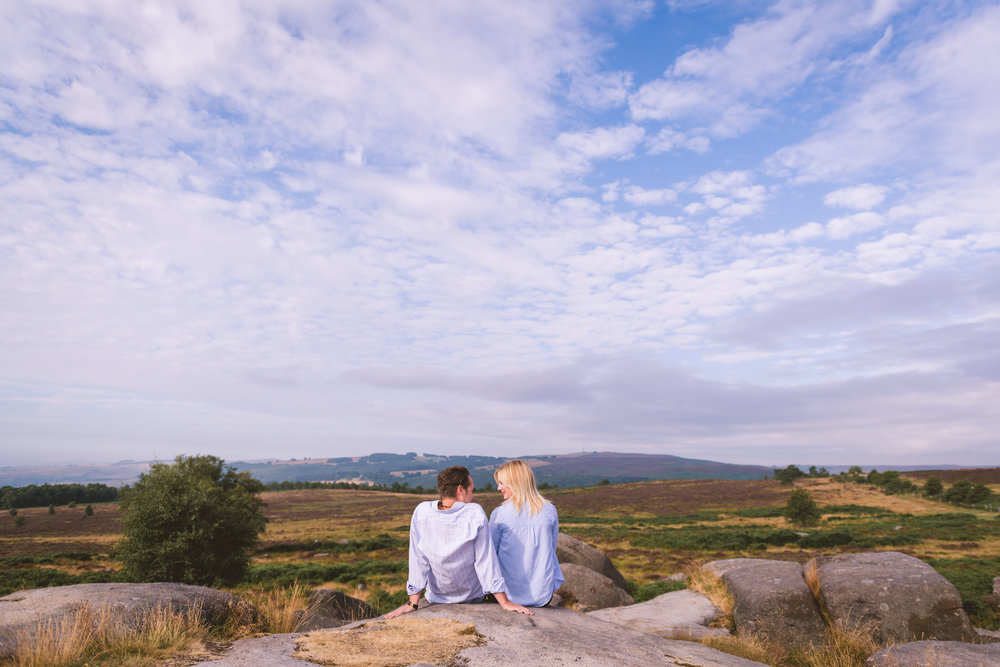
2 0 998 468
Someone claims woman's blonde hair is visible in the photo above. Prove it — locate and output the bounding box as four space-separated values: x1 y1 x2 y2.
494 459 547 517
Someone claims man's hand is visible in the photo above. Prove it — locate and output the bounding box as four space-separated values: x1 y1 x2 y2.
384 602 416 620
385 596 420 620
494 591 534 616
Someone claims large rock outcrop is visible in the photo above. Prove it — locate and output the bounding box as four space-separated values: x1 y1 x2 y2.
293 589 377 631
866 640 1000 666
0 582 260 660
704 558 827 651
557 562 634 611
557 532 629 590
588 589 728 640
195 603 769 667
806 552 978 643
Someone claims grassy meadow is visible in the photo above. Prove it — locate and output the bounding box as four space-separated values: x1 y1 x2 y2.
2 473 1000 665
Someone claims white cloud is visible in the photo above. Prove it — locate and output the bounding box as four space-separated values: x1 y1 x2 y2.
826 211 884 239
557 124 646 160
823 184 889 210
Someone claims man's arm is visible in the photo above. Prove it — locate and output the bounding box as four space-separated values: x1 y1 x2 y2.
387 506 428 620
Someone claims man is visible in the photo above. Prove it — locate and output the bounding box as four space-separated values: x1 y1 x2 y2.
386 465 533 618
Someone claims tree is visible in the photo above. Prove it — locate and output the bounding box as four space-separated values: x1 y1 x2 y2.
114 454 267 586
784 488 821 527
774 465 806 485
923 477 943 497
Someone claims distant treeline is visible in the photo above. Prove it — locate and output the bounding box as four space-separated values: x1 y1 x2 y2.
0 483 119 509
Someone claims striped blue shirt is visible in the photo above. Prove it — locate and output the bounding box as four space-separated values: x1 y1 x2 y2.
406 500 506 604
489 501 565 607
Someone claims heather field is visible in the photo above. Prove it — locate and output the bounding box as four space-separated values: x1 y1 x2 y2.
3 474 1000 628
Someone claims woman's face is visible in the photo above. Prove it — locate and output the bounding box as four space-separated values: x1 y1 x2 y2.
496 477 513 501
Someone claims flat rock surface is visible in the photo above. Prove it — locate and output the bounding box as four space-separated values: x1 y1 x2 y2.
195 603 768 666
866 640 1000 666
588 589 729 639
808 551 977 643
0 582 257 660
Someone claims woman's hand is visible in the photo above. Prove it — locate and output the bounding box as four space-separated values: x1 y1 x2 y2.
494 591 534 616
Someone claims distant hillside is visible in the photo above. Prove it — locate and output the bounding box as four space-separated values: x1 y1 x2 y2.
0 452 773 488
5 453 988 489
227 451 773 488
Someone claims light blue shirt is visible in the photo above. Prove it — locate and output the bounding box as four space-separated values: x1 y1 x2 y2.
406 500 506 604
489 501 565 607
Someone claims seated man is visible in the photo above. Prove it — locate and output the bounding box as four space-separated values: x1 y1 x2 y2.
386 465 533 618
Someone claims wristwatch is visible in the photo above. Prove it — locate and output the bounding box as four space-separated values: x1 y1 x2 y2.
406 600 419 610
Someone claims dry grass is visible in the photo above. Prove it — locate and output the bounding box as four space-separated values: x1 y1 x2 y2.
293 616 483 667
684 563 733 625
6 603 217 667
701 631 779 665
794 478 955 515
234 582 313 635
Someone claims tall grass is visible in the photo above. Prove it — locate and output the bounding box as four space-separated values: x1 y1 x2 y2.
7 603 214 667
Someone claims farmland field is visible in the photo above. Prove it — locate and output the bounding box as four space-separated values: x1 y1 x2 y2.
3 474 1000 629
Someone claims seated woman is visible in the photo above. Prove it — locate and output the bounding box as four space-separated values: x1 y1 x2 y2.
489 459 564 607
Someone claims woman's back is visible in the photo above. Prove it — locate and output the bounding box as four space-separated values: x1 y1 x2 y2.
489 501 564 607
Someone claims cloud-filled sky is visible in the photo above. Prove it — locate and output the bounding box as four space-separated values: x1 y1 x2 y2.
2 0 998 468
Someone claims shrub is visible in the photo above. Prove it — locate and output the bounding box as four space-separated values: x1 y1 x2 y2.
113 454 267 586
48 504 55 514
84 505 93 516
13 515 25 528
784 489 821 527
923 477 943 497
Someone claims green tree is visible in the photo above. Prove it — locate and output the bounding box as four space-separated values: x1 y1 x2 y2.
114 454 267 586
13 515 24 528
923 477 943 497
48 504 56 514
598 478 611 486
784 488 821 527
84 504 93 516
774 465 806 485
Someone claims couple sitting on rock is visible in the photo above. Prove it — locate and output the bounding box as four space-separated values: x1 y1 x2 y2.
386 460 564 619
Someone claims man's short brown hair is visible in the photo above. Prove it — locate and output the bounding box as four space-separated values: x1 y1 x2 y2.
437 465 471 499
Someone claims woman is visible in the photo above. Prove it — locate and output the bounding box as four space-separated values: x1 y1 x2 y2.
489 459 564 607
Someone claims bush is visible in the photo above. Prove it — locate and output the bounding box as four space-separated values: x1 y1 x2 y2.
784 489 821 527
113 454 267 586
84 505 93 516
923 477 943 497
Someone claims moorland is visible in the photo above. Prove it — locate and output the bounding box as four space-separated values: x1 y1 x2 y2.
2 469 1000 664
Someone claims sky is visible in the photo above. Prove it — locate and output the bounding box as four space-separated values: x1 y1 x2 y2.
2 0 999 469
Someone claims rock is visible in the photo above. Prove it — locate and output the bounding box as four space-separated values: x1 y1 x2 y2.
293 589 378 631
0 582 260 660
704 558 827 651
994 576 1000 598
557 533 629 591
865 640 1000 666
664 572 686 583
196 603 769 666
807 551 977 644
588 589 729 640
557 562 634 611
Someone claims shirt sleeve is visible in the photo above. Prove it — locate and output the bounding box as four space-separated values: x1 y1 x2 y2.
473 508 506 594
406 505 429 596
489 506 502 555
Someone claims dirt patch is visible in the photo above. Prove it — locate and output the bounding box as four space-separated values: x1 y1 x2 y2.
294 616 483 666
